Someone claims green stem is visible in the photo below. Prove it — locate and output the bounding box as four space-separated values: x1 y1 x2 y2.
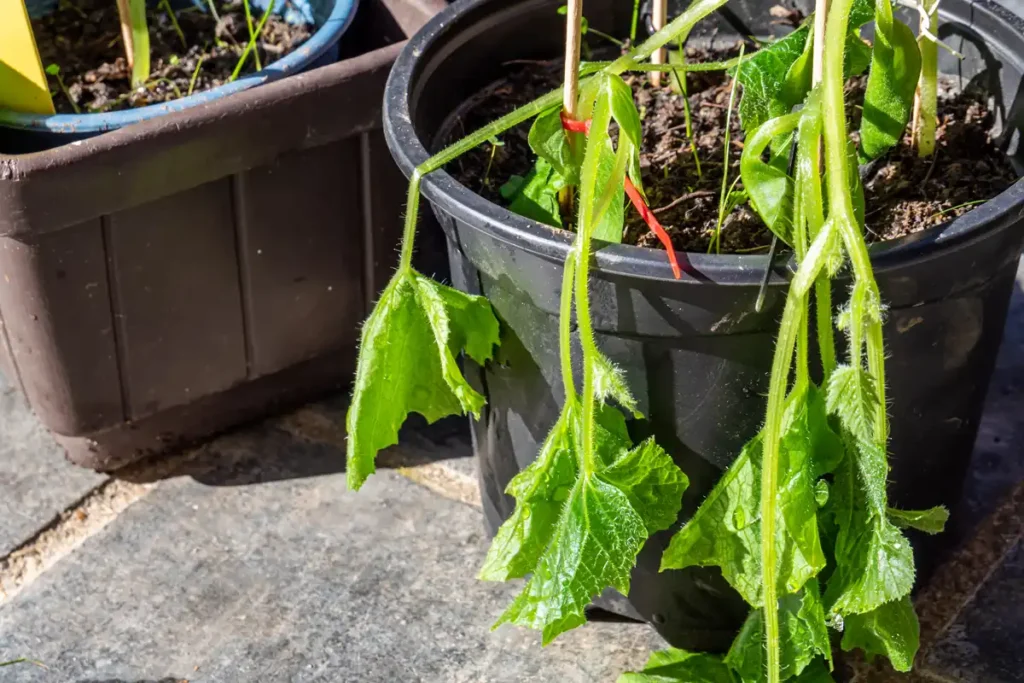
573 81 614 476
759 219 837 683
560 252 578 404
397 173 423 274
243 0 263 71
128 0 151 87
712 44 744 255
917 7 938 157
230 0 275 81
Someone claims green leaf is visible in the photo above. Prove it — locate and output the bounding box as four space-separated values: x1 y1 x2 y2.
529 108 579 184
491 399 688 643
859 0 922 160
346 270 500 490
779 27 814 112
845 32 872 78
725 580 832 681
593 351 642 418
734 25 811 134
791 659 837 683
606 74 645 191
842 595 920 672
506 157 567 228
740 113 800 245
823 444 915 616
849 0 875 27
661 384 839 605
888 506 949 535
619 649 736 683
479 408 579 582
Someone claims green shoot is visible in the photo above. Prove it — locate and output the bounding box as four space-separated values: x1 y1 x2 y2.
481 136 505 189
159 0 188 50
188 56 205 96
929 198 985 219
45 64 80 114
710 44 744 254
124 0 151 88
244 0 263 71
915 0 938 156
669 38 703 177
231 0 276 81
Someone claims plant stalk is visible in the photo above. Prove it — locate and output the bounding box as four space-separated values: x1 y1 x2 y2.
916 5 938 156
560 252 578 403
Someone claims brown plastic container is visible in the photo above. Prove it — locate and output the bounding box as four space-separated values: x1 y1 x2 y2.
0 0 444 471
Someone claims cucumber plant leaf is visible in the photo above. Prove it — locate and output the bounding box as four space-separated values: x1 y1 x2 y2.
740 113 800 245
888 506 949 534
841 595 920 672
734 25 810 134
346 269 500 490
504 157 567 228
859 0 922 160
486 398 688 644
529 107 580 185
619 649 737 683
724 580 832 682
661 383 841 606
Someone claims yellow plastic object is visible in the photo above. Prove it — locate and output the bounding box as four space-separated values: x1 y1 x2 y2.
0 1 55 115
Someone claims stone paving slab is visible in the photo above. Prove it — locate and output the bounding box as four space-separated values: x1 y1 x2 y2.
0 426 662 682
0 375 106 557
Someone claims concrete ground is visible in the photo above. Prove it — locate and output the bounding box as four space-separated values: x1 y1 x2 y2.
0 260 1020 683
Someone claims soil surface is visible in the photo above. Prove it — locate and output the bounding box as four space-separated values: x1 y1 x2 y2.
32 0 313 114
451 49 1018 254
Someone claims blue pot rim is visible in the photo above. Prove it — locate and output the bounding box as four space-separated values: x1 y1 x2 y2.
0 0 360 134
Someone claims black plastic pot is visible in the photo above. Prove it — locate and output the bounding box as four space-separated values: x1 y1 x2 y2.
384 0 1024 650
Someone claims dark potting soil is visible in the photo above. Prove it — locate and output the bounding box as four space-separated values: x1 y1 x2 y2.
32 0 313 114
450 50 1017 254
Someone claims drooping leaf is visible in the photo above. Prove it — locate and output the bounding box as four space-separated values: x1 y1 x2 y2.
346 270 500 490
859 0 922 160
529 107 580 184
842 595 921 672
505 157 567 228
740 112 801 245
725 580 832 682
606 73 645 192
888 506 949 535
619 649 737 683
479 408 579 581
661 384 840 605
823 442 915 616
491 399 688 644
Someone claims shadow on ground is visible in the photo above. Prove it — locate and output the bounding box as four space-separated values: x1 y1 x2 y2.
114 392 473 489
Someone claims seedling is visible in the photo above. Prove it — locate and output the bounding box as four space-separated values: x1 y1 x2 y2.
45 63 79 114
116 0 151 87
346 0 965 681
231 0 276 81
159 0 188 50
244 0 264 71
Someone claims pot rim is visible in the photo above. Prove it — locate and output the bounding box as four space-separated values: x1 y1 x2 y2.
384 0 1024 286
0 0 361 135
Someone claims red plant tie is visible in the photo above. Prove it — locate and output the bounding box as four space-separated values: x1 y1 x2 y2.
559 112 683 280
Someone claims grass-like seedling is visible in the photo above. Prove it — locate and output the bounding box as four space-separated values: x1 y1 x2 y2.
347 0 957 680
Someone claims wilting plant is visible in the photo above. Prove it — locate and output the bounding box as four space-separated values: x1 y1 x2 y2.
346 0 957 680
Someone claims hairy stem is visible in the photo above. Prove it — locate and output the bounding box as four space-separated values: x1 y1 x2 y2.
573 81 614 475
821 0 888 441
560 252 579 403
759 220 836 683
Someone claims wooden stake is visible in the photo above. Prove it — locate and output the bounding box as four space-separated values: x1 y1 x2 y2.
563 0 583 116
812 0 828 85
651 0 667 86
116 0 135 70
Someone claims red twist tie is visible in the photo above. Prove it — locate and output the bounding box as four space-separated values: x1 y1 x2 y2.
559 112 683 280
